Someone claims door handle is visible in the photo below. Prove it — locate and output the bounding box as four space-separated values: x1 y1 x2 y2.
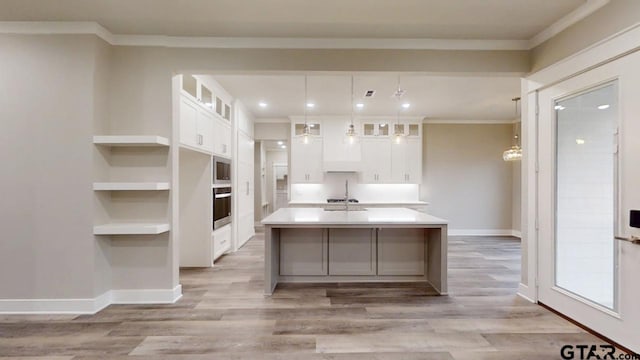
615 236 640 244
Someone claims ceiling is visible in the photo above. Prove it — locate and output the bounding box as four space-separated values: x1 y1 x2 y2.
262 140 288 151
0 0 586 40
214 74 521 121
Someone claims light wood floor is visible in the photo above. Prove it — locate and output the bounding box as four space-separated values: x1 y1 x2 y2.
0 233 622 359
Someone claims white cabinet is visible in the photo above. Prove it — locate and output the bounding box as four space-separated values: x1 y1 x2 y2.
213 224 231 261
361 138 391 183
291 137 323 183
235 130 255 249
179 95 214 154
391 138 422 184
213 118 231 157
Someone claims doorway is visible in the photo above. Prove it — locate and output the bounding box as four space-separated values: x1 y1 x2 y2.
535 50 640 352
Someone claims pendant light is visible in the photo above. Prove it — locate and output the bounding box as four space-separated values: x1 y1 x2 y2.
393 76 405 144
503 97 523 161
345 75 357 144
302 76 311 144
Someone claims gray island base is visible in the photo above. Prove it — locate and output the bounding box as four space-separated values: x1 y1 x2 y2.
261 208 448 295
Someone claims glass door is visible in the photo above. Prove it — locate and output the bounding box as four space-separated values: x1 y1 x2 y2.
554 83 618 310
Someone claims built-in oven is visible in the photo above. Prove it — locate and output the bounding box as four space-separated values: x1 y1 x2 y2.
213 186 232 230
213 157 231 185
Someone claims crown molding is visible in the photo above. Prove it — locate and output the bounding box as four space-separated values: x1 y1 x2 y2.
0 21 522 50
528 0 610 48
0 0 610 52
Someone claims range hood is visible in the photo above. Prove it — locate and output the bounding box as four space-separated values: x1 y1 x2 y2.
323 161 362 173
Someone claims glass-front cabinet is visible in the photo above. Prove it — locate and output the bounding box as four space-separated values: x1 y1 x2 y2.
361 121 390 136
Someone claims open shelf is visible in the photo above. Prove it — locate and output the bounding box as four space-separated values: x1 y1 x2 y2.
94 223 170 235
93 135 170 147
93 182 170 191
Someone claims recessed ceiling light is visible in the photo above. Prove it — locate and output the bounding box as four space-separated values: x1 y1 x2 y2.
597 104 610 110
259 102 268 108
309 124 315 127
281 145 287 149
555 105 565 110
402 103 410 109
306 103 315 108
356 103 364 109
576 138 586 145
277 141 283 145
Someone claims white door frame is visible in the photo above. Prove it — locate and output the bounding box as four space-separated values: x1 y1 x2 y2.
519 22 640 304
521 23 640 352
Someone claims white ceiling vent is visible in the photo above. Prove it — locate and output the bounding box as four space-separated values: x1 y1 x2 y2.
364 90 376 97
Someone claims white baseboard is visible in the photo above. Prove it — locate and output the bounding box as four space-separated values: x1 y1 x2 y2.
0 285 182 314
449 229 522 237
517 283 537 303
111 284 182 304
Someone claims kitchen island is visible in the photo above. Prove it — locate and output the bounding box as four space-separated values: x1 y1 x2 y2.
261 207 448 295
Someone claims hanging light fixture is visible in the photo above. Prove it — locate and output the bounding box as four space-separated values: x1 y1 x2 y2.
345 75 357 144
393 76 405 144
503 97 523 161
302 76 311 144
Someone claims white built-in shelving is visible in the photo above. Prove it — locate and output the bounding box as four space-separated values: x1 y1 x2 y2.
93 135 170 147
93 223 170 235
93 182 170 191
93 135 171 236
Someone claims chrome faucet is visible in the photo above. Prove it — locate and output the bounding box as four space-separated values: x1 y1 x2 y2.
344 179 349 211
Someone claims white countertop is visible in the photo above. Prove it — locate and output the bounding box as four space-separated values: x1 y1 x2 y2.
262 207 447 226
288 200 429 205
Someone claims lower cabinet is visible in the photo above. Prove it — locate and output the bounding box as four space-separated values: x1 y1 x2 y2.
377 228 425 275
280 228 328 276
212 224 231 262
279 227 425 277
328 228 376 275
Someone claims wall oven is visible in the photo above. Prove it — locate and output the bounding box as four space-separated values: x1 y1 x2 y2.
213 157 231 185
213 186 232 230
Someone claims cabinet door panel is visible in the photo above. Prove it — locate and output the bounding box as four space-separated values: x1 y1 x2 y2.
405 138 422 184
361 139 391 183
390 141 407 183
377 228 425 275
329 228 376 275
197 109 214 153
280 228 328 275
180 97 198 148
291 137 323 183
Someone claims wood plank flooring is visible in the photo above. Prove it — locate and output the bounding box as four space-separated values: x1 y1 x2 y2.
0 234 625 359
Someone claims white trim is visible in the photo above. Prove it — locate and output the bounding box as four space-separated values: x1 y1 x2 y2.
518 283 537 303
528 22 640 89
511 230 522 238
0 285 182 314
111 285 182 304
1 16 611 51
423 119 518 124
448 229 521 237
528 0 610 48
254 118 292 124
0 22 530 50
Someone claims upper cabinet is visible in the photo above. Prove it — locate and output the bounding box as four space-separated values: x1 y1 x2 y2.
361 121 391 137
361 138 391 183
291 136 324 183
391 138 422 184
179 75 231 157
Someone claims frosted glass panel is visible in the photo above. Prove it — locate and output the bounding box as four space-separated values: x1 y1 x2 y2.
555 82 617 310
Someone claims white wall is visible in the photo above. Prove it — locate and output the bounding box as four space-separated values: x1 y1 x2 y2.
421 123 515 233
